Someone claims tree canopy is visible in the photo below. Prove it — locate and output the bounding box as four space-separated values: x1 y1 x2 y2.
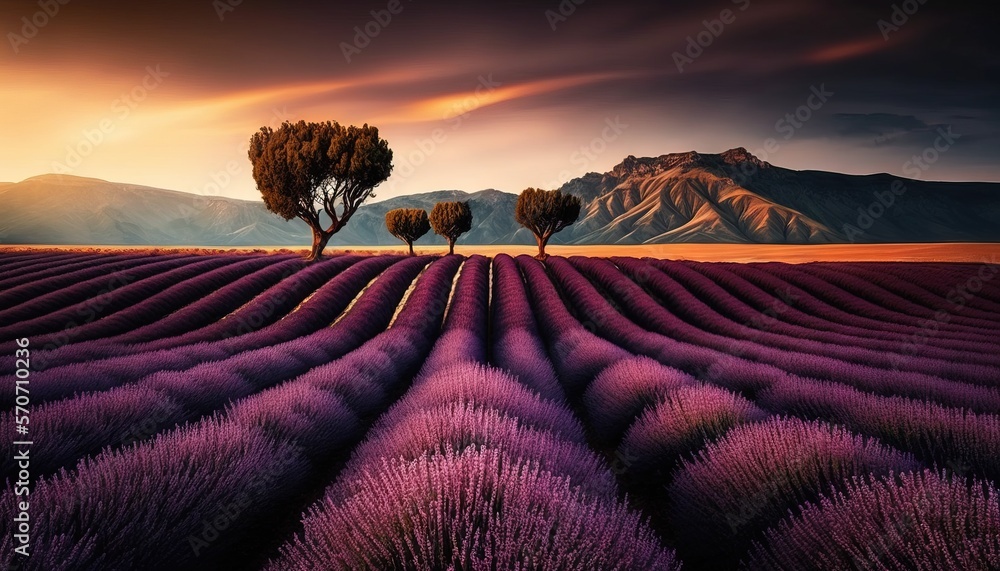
248 120 392 260
385 208 430 255
515 188 582 259
429 201 473 255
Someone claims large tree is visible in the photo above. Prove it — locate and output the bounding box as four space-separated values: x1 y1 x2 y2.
385 208 430 256
248 120 392 260
429 201 473 255
515 188 581 259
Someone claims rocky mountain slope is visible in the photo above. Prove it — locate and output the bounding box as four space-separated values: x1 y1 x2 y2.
556 148 1000 244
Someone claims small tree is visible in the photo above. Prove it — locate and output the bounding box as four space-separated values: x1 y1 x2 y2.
248 120 392 261
515 188 581 259
429 201 473 255
386 208 430 256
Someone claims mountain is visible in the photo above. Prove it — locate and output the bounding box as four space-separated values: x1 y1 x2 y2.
556 148 1000 244
328 189 534 247
0 175 312 246
0 176 531 247
2 150 998 246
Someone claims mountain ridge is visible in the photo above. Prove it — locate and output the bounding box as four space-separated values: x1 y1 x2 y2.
2 149 998 246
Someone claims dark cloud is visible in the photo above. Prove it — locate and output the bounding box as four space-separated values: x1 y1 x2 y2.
820 113 955 148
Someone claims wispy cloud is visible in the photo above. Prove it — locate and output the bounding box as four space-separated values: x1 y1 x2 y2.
803 37 891 64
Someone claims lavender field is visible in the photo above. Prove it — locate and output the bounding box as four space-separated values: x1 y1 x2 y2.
3 251 1000 570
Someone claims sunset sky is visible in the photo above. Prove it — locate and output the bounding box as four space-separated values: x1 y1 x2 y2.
2 0 997 201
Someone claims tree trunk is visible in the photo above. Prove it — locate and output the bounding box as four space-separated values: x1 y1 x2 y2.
308 230 331 262
448 238 456 256
534 233 551 260
407 241 415 256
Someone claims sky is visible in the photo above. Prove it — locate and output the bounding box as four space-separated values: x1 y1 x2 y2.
2 0 997 202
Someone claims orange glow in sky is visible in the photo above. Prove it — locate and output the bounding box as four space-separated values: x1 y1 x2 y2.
1 1 996 202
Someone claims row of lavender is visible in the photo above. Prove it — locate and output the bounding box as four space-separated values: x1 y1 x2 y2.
587 257 1000 483
552 256 1000 422
771 261 1000 326
263 254 679 569
1 253 680 569
1 253 463 570
0 255 386 407
523 254 999 569
0 255 352 374
684 262 997 347
654 259 1000 360
2 251 999 569
0 254 304 404
0 255 430 479
4 254 1000 406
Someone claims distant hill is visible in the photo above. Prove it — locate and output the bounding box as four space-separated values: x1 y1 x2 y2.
0 175 312 246
2 149 998 246
0 176 530 247
327 189 534 247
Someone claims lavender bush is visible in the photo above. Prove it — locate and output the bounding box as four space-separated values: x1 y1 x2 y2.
668 416 920 568
583 356 694 445
745 470 1000 570
621 384 769 481
269 448 681 571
